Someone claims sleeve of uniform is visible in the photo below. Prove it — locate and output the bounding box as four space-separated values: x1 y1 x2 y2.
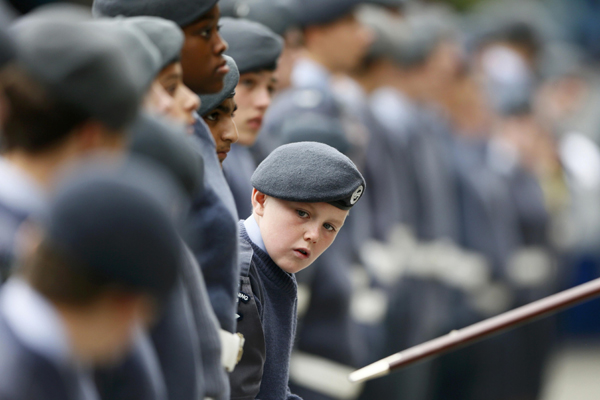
286 386 303 400
181 245 231 400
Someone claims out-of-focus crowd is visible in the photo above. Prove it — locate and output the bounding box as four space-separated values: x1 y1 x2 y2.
1 0 600 399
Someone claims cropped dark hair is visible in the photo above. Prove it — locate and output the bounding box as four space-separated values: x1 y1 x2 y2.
19 239 118 305
0 65 89 154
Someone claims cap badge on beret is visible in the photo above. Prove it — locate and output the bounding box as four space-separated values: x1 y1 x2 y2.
350 185 364 205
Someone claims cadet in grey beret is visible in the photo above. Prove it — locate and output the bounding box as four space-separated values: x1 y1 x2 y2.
10 7 141 129
92 0 218 28
91 0 228 95
220 17 283 74
221 0 297 36
252 141 365 210
199 55 239 117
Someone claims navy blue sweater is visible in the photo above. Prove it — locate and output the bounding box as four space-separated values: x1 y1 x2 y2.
240 224 302 400
187 117 239 333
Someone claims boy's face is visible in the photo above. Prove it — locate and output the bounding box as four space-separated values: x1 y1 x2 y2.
181 5 229 94
202 97 238 163
233 70 277 147
252 190 349 273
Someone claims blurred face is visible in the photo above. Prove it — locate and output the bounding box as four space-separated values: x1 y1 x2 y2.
71 292 156 366
252 190 348 273
305 13 373 73
234 71 277 146
157 62 200 127
202 97 238 163
143 80 174 115
181 5 229 94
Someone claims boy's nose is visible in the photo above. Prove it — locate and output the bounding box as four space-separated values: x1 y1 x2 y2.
303 225 320 244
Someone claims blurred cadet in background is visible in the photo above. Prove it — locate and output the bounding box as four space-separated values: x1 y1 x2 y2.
0 162 184 400
0 6 142 280
218 16 283 219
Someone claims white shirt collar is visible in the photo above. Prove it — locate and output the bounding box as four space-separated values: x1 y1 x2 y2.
244 215 267 254
291 57 331 90
0 278 71 365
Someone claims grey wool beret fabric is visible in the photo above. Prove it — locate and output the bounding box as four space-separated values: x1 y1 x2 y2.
220 17 283 74
130 113 204 199
10 6 141 129
90 18 162 93
252 141 365 210
45 162 183 300
280 112 351 155
199 55 239 116
295 0 361 27
124 16 184 70
221 0 297 35
92 0 218 28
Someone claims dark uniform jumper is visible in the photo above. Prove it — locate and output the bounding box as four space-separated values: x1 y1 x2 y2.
232 217 301 400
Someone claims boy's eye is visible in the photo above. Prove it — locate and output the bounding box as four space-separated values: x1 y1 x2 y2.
296 210 309 218
323 223 336 232
166 84 177 96
241 79 255 89
206 112 219 122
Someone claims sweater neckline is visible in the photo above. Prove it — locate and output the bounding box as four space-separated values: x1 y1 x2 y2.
239 222 297 296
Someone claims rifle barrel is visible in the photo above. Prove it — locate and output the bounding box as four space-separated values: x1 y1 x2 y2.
349 277 600 383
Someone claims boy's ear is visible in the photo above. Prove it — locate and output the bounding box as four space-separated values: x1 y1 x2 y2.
251 188 267 217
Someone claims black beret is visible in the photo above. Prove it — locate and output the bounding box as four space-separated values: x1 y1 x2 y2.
129 113 204 199
252 141 365 210
199 55 239 116
45 162 183 300
0 24 14 67
10 5 142 129
221 0 297 35
220 17 283 74
295 0 361 27
92 0 218 28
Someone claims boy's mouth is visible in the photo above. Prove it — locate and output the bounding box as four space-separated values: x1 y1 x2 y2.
293 248 310 259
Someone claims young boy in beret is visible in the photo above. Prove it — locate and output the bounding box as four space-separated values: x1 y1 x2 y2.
231 141 366 400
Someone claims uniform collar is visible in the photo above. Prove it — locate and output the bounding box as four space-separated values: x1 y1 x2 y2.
244 214 267 254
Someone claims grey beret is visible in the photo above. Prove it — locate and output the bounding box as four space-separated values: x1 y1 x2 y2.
252 141 365 210
199 55 239 116
359 6 440 68
92 0 218 28
280 113 351 155
295 0 361 27
90 18 162 92
130 113 204 199
220 17 283 74
10 6 141 129
221 0 297 35
124 16 184 70
46 161 183 300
